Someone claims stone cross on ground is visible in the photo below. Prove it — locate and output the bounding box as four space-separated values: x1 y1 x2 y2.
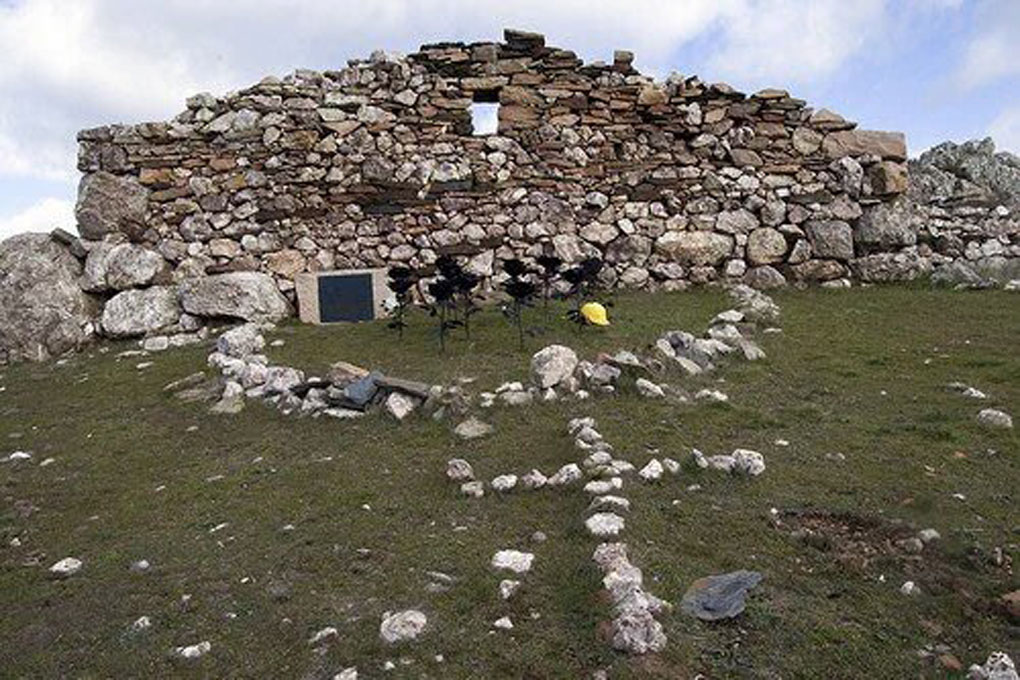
446 414 766 656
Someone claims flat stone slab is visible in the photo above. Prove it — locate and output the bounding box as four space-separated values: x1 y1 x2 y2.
680 570 763 621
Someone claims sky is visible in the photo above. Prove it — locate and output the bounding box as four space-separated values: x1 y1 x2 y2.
1 0 1019 242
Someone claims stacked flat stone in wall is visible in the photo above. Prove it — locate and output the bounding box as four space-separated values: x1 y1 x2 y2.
75 27 911 316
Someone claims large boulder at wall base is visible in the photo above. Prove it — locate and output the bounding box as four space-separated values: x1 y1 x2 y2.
82 241 169 292
854 197 918 254
0 233 98 363
74 171 149 240
654 231 734 266
178 272 291 322
101 286 181 338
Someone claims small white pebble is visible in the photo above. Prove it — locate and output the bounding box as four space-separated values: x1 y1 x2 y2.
174 640 211 659
309 626 338 644
493 616 514 630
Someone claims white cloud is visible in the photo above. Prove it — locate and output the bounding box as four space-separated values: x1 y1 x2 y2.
951 0 1020 90
707 0 887 84
0 197 75 242
988 106 1020 154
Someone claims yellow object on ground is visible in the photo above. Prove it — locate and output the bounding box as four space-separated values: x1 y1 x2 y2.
580 302 610 326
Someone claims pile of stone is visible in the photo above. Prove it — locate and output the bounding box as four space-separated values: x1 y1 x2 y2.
471 285 779 416
0 229 292 365
200 323 433 419
692 448 767 476
570 417 671 654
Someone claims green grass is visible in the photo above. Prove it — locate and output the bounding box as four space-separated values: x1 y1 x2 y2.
0 286 1017 678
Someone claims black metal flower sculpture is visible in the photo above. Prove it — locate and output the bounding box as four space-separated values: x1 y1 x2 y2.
386 265 417 340
427 276 460 353
501 258 537 350
564 257 604 331
535 254 562 312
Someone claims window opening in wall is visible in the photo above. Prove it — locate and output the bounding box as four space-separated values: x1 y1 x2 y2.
469 90 500 136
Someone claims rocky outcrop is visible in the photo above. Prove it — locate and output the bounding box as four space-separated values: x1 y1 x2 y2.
871 137 1020 285
0 234 98 363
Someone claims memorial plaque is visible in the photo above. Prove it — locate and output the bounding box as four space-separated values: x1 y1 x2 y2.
295 269 389 324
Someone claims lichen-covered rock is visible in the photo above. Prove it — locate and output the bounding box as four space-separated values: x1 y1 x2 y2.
101 286 180 338
805 220 854 261
215 324 265 359
491 549 535 574
445 458 474 482
855 198 918 253
530 344 578 389
746 228 788 265
0 233 97 363
379 610 427 644
103 243 168 290
655 231 734 266
179 272 290 322
75 171 149 240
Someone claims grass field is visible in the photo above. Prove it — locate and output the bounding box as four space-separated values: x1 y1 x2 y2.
0 285 1018 678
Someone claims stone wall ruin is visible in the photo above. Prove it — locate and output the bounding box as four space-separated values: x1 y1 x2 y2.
74 29 913 304
4 28 1018 363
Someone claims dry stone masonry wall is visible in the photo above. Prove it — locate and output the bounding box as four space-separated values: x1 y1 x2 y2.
75 28 914 307
4 28 1019 364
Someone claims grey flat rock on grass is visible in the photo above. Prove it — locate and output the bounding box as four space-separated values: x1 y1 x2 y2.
586 512 626 537
547 463 582 486
520 469 547 489
379 610 427 644
732 449 766 476
977 408 1013 429
638 459 664 481
491 474 518 492
491 550 535 574
174 640 212 659
384 391 419 420
460 481 484 498
454 417 494 440
48 557 83 578
635 378 665 398
681 570 763 621
530 344 579 388
446 458 474 482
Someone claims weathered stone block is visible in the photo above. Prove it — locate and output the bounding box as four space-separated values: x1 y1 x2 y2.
823 129 907 161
